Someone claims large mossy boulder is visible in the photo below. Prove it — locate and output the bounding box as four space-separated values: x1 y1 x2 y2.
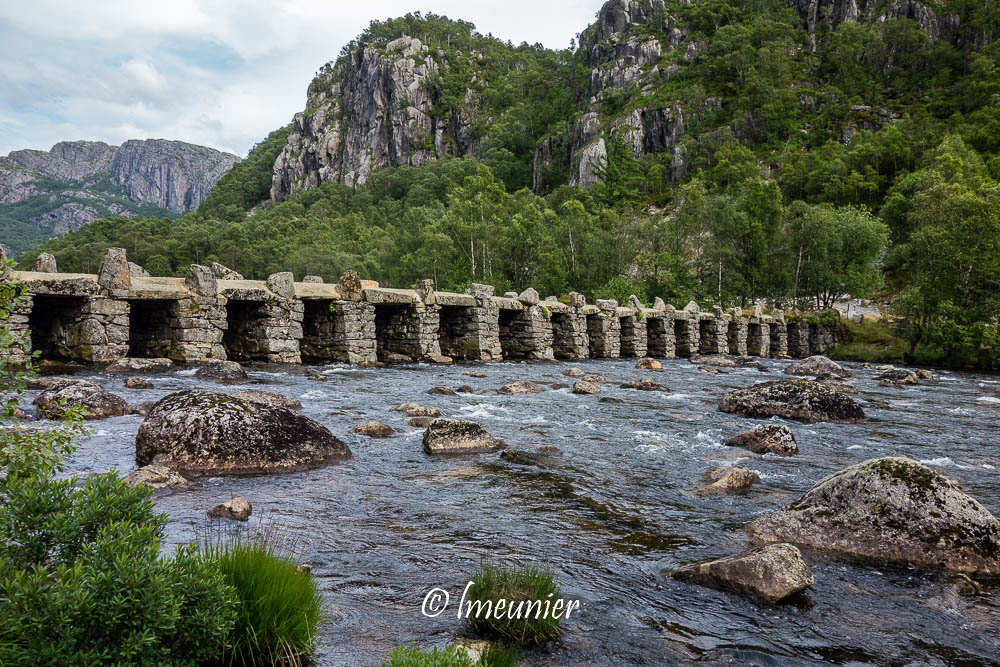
746 457 1000 576
33 380 128 420
135 391 351 476
719 379 866 423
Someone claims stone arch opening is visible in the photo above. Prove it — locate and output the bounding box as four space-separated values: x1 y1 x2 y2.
300 300 337 361
223 299 269 361
619 316 646 358
127 299 172 358
27 295 86 360
747 322 765 357
498 308 529 360
373 303 418 361
438 305 478 360
673 317 694 358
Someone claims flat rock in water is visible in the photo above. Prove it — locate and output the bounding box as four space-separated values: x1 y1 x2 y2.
33 380 128 420
671 543 814 603
746 457 1000 575
719 379 866 423
123 464 189 490
208 497 252 521
351 421 395 437
572 380 601 395
427 386 458 396
636 357 662 370
194 361 248 384
125 377 154 389
726 424 798 455
563 368 586 378
230 390 302 410
135 390 351 477
104 357 174 374
423 418 504 454
784 355 851 378
394 403 442 417
698 466 760 495
500 445 562 467
499 381 544 395
622 377 670 392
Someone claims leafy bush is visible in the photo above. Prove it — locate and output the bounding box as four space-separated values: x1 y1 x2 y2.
464 564 564 647
828 319 907 363
203 531 324 666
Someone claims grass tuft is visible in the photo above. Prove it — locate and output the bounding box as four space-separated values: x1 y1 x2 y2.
201 529 323 666
381 642 519 666
465 564 564 647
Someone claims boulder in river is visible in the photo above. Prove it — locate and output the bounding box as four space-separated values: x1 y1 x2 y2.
621 377 670 392
746 457 1000 576
726 424 798 456
784 355 851 378
135 391 351 477
879 370 919 388
229 390 303 411
563 368 586 378
194 360 248 384
208 497 252 521
422 418 505 454
499 381 544 395
427 386 458 396
813 373 859 395
33 380 128 420
572 380 601 395
394 403 442 418
718 380 866 423
105 357 174 374
916 369 934 380
500 445 563 467
698 466 760 495
671 543 814 603
125 377 154 389
351 421 395 437
636 357 662 371
122 464 189 491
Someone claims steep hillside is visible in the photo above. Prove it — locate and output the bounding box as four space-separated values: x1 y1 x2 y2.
0 139 240 253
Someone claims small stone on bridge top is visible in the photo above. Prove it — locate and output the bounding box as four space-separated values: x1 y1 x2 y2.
97 248 131 292
518 288 539 305
267 272 295 299
302 275 323 283
185 264 217 297
33 252 58 273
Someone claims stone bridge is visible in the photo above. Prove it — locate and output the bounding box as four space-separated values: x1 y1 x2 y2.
2 248 842 366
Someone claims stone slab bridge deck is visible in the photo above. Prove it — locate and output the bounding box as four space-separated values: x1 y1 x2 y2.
2 248 842 365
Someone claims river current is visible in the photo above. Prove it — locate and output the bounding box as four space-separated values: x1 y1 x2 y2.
25 357 1000 666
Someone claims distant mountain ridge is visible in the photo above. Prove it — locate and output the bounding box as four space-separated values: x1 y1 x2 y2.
0 139 240 253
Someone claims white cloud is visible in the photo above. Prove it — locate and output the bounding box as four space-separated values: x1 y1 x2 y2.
0 1 601 158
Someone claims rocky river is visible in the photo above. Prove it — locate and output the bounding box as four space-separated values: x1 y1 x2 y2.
21 357 1000 665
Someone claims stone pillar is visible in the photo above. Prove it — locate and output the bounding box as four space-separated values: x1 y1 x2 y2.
97 247 131 296
550 294 589 359
699 311 730 355
645 313 675 358
619 312 648 358
673 312 700 358
786 321 810 358
33 253 57 273
727 308 748 356
2 294 33 365
330 301 377 363
747 320 771 358
72 297 130 362
498 305 555 360
587 300 621 358
168 296 228 361
465 284 502 360
769 316 789 358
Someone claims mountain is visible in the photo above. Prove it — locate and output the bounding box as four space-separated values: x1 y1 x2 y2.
0 139 240 254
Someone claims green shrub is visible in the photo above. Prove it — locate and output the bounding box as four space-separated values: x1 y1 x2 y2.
828 319 908 363
464 564 564 647
203 531 324 666
0 265 237 665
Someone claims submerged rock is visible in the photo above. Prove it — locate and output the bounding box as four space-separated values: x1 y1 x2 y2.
422 418 505 454
746 457 1000 576
621 377 670 392
229 390 303 411
135 390 351 477
122 464 189 490
500 445 562 467
351 421 395 437
125 377 154 389
572 380 601 395
698 466 760 495
499 381 544 395
105 357 174 374
208 497 252 521
719 380 866 424
726 424 798 456
916 368 934 380
427 386 459 396
33 380 128 420
784 355 851 379
463 371 487 378
194 360 248 384
563 368 586 378
671 543 814 603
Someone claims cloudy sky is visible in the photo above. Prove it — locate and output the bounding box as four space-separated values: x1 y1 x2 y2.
0 1 601 158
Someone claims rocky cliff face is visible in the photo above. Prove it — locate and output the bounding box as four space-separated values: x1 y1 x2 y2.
0 139 240 252
271 36 480 200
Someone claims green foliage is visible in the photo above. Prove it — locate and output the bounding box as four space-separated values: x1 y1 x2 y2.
464 564 564 647
828 319 908 364
381 643 519 667
0 273 237 664
202 531 324 666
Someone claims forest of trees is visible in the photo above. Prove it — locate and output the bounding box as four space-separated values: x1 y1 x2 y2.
18 3 1000 367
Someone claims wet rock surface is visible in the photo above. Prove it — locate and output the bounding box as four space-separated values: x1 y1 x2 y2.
499 380 545 395
208 497 252 521
351 421 395 437
671 543 814 603
422 418 505 454
33 379 127 419
122 464 189 490
726 424 798 456
104 357 174 374
194 360 248 384
719 379 866 423
135 390 351 476
747 457 1000 575
785 355 851 379
698 466 760 495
